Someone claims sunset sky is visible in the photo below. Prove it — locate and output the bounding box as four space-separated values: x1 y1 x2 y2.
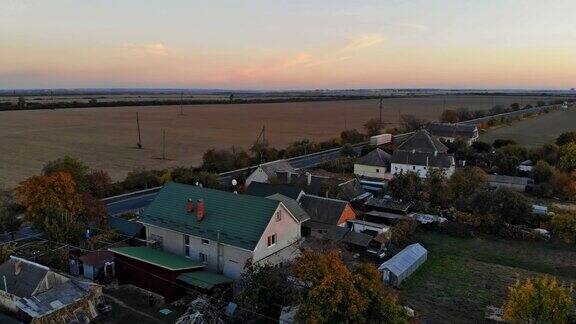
1 0 575 89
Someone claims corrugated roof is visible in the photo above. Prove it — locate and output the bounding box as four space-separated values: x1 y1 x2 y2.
379 243 427 276
108 216 144 237
139 182 280 250
266 193 310 223
109 246 204 271
356 148 391 167
489 175 532 185
246 182 303 200
427 123 477 138
177 271 233 290
300 195 349 225
396 130 449 154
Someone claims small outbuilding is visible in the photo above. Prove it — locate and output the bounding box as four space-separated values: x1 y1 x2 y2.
79 251 114 281
378 243 427 287
354 148 392 179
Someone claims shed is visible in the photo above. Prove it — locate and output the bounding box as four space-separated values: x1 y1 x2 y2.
79 251 114 281
378 243 427 287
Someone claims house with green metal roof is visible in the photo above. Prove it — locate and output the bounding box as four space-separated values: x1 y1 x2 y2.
139 182 303 279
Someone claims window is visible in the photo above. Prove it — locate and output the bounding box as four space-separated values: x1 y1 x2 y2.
199 253 208 264
267 234 277 247
184 235 191 257
202 239 210 245
275 210 281 222
376 168 379 173
412 166 416 170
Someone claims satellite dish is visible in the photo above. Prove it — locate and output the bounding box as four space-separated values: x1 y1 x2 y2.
195 182 200 186
232 179 238 186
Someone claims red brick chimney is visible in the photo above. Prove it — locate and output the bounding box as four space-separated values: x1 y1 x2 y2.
196 199 205 221
186 198 194 213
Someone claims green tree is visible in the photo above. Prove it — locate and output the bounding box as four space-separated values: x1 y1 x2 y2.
449 166 489 202
510 102 520 111
532 160 554 183
123 169 161 190
363 118 382 136
559 143 576 172
340 129 365 144
492 188 532 225
388 171 423 202
550 210 576 243
556 131 576 146
340 143 357 157
236 263 297 320
423 169 452 209
493 139 517 149
504 276 573 324
530 143 559 166
43 209 85 245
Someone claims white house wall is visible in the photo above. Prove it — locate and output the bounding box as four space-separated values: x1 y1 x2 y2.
252 204 301 264
391 163 455 178
354 164 387 179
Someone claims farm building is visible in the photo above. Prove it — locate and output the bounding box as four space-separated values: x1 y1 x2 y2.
488 174 534 192
379 243 427 287
427 123 479 145
245 160 296 186
354 148 392 179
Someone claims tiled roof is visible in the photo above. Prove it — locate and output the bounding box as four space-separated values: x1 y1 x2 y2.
246 182 303 200
300 195 350 225
427 123 477 138
139 182 280 250
109 246 204 271
396 130 449 154
356 148 391 167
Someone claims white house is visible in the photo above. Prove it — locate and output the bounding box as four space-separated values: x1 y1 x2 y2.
354 148 392 179
245 159 296 186
138 182 306 279
427 123 479 145
391 130 455 178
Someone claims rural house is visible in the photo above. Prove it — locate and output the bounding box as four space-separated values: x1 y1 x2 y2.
300 194 356 235
245 159 296 186
354 148 392 179
0 256 101 323
427 123 479 145
391 130 455 178
137 182 304 280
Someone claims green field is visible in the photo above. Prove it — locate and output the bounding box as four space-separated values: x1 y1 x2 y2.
400 232 576 323
481 108 576 147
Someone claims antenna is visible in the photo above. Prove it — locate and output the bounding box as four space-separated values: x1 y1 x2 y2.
136 112 142 149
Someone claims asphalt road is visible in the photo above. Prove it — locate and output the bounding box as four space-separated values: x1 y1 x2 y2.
104 104 559 215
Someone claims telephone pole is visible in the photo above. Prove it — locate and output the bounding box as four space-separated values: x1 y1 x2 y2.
136 112 142 148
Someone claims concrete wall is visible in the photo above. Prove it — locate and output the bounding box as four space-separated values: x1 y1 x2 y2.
354 164 387 179
252 204 301 264
391 163 455 178
145 225 253 279
245 167 269 186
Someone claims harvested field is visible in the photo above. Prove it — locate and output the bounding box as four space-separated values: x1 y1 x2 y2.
401 232 576 323
0 95 559 187
481 108 576 147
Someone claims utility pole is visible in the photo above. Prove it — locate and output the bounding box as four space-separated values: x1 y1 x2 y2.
162 129 166 160
136 112 142 148
179 91 184 116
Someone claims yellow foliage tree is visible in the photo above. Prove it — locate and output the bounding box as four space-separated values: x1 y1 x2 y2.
15 171 83 227
504 276 573 324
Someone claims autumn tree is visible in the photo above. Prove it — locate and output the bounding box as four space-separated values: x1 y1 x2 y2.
440 109 459 123
399 114 427 132
340 143 357 157
291 250 407 324
15 172 83 228
559 142 576 172
43 209 85 245
449 166 489 203
340 129 366 144
236 263 298 321
550 210 576 244
423 169 453 209
364 118 382 136
504 276 573 324
532 160 554 183
388 171 423 202
43 156 90 190
556 131 576 147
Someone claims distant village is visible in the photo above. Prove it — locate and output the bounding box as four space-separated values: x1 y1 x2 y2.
0 102 575 323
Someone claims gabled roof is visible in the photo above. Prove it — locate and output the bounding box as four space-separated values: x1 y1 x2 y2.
259 160 296 177
391 150 454 168
275 172 346 196
364 197 412 213
108 216 144 237
139 182 281 250
0 257 51 297
246 182 303 200
266 193 310 223
396 130 449 154
322 226 373 247
338 179 372 202
356 148 391 167
110 246 203 271
427 123 477 138
379 243 427 276
300 195 350 225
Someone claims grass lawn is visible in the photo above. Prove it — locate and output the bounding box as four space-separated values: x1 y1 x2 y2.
399 231 576 323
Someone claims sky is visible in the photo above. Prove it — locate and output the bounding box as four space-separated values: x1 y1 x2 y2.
1 0 576 90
